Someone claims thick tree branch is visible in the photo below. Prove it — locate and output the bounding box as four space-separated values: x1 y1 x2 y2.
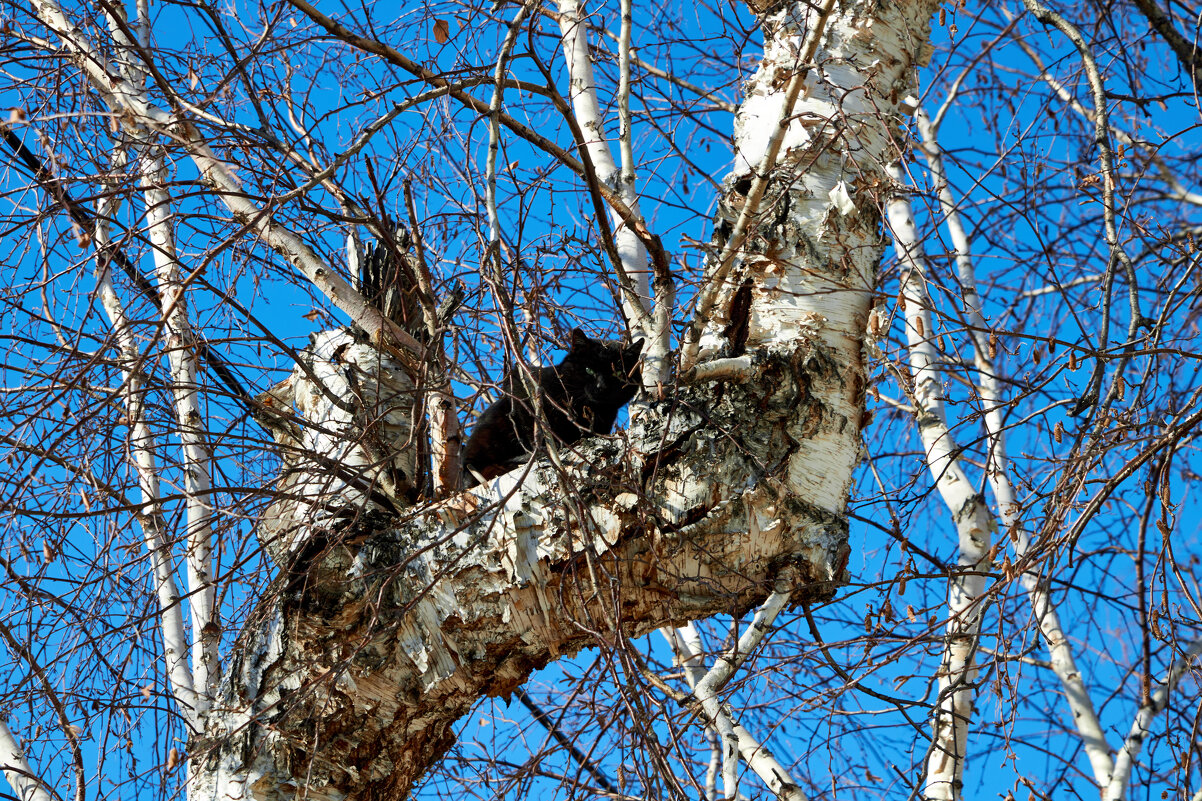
193 1 942 797
1129 0 1202 97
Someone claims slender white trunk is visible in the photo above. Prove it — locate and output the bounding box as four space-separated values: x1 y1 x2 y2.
915 110 1115 787
28 0 425 366
0 716 54 801
93 172 198 722
140 149 219 716
1104 636 1202 801
665 609 810 801
556 0 651 328
886 164 991 800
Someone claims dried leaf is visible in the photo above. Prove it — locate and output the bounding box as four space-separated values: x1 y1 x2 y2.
433 18 450 44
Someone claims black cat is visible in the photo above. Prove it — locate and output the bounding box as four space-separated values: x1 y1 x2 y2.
461 329 645 485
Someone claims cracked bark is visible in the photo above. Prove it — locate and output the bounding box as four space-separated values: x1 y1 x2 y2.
191 1 940 797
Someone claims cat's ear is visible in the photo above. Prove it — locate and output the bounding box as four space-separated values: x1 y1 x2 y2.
570 328 590 350
627 338 645 357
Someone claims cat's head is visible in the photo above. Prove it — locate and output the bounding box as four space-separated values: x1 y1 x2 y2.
568 328 645 391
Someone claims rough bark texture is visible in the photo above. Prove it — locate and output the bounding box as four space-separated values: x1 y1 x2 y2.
256 329 418 566
193 1 939 797
201 358 851 799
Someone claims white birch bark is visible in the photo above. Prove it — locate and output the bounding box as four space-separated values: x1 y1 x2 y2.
27 0 425 368
886 164 991 800
0 716 53 801
914 110 1115 787
95 0 221 717
556 0 652 328
682 0 835 370
198 434 853 795
256 330 417 563
664 613 810 801
192 1 939 796
137 147 220 715
4 0 941 794
93 168 198 722
555 0 676 391
664 625 724 801
1103 636 1202 801
888 104 1116 791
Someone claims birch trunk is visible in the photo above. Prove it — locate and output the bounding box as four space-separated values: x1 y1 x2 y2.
191 1 939 797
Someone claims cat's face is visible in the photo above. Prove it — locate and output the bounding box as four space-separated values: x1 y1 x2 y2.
568 328 645 394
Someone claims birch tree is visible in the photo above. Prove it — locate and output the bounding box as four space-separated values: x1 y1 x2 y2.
2 1 1201 800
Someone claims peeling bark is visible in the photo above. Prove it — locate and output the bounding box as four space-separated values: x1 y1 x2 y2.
202 356 851 798
257 330 419 566
194 1 940 797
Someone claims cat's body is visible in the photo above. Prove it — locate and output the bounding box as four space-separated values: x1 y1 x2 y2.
461 329 644 485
